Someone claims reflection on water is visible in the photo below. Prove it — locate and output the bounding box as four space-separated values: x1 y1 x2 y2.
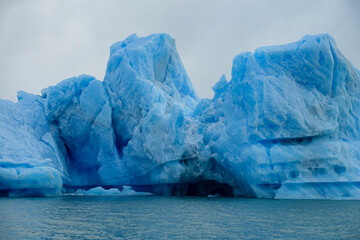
1 196 360 239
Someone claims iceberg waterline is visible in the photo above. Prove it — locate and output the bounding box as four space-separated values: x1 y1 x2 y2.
1 33 360 199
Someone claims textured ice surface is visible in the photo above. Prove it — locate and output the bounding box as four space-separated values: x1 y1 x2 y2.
1 33 360 199
196 34 360 199
103 34 207 185
0 92 64 196
41 75 121 186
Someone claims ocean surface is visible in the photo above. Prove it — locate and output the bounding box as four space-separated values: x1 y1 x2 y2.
0 196 359 239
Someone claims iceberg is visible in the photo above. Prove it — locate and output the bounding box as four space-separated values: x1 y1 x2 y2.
1 33 360 199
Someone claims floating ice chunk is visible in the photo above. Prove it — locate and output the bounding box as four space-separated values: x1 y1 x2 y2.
74 186 153 196
207 193 221 198
119 186 153 196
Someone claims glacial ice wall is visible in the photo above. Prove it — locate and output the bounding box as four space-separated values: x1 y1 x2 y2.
1 33 360 199
195 34 360 199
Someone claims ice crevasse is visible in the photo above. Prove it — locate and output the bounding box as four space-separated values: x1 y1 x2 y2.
1 33 360 199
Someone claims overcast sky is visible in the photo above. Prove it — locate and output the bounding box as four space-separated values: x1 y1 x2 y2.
0 0 359 101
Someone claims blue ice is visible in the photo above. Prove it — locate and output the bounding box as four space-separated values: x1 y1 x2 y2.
1 33 360 199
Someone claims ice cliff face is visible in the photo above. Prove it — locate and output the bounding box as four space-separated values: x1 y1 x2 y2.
195 34 360 199
1 33 360 199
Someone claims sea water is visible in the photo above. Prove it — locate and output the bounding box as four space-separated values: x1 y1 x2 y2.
0 196 359 239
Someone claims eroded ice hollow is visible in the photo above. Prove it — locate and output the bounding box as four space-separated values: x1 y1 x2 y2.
1 33 360 199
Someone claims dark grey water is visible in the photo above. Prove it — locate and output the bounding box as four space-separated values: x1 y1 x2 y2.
0 196 359 239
